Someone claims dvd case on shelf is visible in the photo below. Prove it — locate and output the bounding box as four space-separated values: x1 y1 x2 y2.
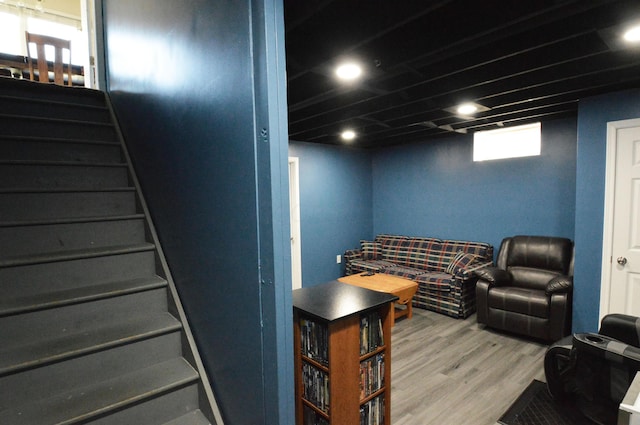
300 317 328 366
360 352 385 399
302 362 329 413
360 394 385 425
302 405 329 425
360 311 384 355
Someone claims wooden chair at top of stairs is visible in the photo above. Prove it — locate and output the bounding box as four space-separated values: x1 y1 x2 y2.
25 31 72 86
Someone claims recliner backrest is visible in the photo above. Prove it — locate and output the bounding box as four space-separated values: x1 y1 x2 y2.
498 235 573 290
600 314 640 347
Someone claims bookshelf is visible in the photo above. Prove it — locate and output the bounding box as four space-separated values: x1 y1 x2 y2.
293 281 397 425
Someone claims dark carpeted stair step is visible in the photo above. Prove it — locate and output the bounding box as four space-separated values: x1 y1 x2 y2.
0 242 156 268
0 331 183 411
1 287 170 350
0 212 145 227
0 275 167 317
162 410 213 425
2 357 199 425
0 113 117 141
0 159 129 189
0 187 137 220
0 77 107 107
0 78 106 106
0 249 157 296
0 215 148 258
0 135 122 162
0 312 182 376
0 94 111 123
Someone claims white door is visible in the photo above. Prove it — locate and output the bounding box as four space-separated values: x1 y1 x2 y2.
289 157 302 289
601 118 640 319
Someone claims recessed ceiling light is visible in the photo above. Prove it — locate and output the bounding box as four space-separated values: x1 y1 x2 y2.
341 130 356 141
335 63 362 81
623 25 640 43
444 101 490 117
457 103 478 115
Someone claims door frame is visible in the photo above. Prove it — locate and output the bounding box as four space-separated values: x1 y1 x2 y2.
289 157 302 289
81 0 105 89
600 117 640 321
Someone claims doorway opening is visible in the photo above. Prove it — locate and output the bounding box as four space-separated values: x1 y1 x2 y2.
0 0 101 88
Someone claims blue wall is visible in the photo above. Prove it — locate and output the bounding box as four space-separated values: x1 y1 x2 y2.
372 119 577 253
289 141 373 285
294 90 640 336
573 88 640 333
102 1 293 424
292 119 578 289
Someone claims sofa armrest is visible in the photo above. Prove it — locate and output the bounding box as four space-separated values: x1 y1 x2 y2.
344 248 362 262
546 275 573 295
343 248 363 276
475 267 512 286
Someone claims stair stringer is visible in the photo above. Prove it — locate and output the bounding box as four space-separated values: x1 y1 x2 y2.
104 95 225 425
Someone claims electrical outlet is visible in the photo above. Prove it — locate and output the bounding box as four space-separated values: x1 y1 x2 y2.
336 254 342 264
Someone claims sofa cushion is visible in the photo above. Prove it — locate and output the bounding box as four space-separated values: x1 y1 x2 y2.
414 272 456 293
428 240 493 272
379 237 442 270
379 238 409 261
443 240 492 258
409 238 444 270
509 267 561 291
375 234 409 245
348 259 396 273
381 265 425 280
445 251 478 275
360 240 382 260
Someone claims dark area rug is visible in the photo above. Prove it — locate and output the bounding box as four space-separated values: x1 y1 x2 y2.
498 380 587 425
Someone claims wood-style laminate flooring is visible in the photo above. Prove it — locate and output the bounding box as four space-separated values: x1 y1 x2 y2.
391 308 548 425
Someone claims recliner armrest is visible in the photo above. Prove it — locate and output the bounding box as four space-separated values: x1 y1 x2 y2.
546 275 573 295
475 267 512 286
545 335 575 400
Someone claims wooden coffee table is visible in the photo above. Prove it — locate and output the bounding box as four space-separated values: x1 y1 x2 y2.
338 273 418 326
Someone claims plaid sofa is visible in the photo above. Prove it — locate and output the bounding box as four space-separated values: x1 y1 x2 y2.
344 234 493 319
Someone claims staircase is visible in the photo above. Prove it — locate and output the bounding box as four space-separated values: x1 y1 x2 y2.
0 77 222 425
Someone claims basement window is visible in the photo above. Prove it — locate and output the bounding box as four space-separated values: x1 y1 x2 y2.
473 122 541 162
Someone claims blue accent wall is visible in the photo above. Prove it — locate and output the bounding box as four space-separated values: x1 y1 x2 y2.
289 141 373 286
290 119 577 289
372 119 577 254
102 1 293 424
293 92 640 336
574 88 640 333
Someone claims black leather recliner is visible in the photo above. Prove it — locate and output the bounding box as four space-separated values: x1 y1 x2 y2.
475 235 574 342
545 314 640 425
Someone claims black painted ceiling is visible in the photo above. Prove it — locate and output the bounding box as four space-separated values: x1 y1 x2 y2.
284 0 640 148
